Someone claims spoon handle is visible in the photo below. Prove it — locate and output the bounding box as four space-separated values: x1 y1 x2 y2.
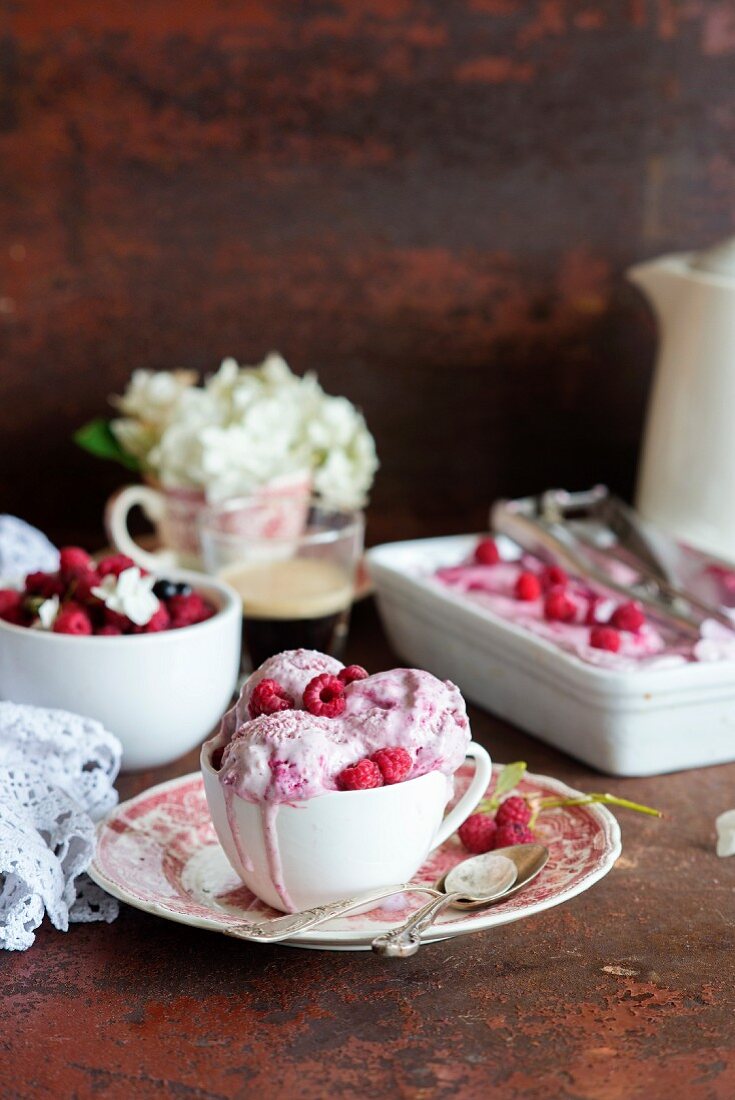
371 892 461 958
224 883 440 943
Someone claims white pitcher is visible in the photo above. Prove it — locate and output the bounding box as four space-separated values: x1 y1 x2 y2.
630 237 735 561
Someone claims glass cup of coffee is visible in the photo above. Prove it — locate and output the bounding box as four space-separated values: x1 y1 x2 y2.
199 498 365 670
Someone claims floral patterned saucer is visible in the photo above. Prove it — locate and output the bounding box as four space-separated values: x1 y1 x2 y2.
89 765 621 951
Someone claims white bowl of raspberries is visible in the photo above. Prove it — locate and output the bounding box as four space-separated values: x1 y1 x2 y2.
0 547 242 770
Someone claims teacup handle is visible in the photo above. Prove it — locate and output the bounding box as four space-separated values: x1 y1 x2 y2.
431 742 492 849
104 484 176 573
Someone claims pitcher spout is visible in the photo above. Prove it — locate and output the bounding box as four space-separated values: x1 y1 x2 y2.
627 254 686 322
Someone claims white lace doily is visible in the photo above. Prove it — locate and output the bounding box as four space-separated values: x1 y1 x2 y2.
0 704 122 951
0 514 59 583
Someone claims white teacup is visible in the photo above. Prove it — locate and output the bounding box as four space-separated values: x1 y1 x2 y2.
201 741 492 912
105 471 312 572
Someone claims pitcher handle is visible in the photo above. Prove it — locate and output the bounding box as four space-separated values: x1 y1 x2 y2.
432 742 492 849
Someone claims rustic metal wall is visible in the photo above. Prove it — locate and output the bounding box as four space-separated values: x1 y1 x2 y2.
1 2 734 543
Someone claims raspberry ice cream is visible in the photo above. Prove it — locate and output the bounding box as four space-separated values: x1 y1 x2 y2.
433 546 692 671
203 649 471 910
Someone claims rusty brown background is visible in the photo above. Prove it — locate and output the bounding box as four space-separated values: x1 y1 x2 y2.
1 1 735 545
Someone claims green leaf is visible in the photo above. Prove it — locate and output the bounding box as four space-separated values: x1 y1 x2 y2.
73 419 140 472
487 761 527 809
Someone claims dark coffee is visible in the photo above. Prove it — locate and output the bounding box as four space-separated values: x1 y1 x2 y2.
242 608 349 668
221 558 353 668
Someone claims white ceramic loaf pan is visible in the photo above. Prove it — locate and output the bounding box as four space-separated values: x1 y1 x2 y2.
366 534 735 777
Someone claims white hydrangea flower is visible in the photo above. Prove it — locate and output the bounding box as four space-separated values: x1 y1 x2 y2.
92 567 160 627
108 354 378 507
113 369 197 425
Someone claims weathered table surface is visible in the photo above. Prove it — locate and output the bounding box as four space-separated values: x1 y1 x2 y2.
6 599 735 1100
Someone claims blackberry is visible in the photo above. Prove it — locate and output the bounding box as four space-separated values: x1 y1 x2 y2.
152 579 178 600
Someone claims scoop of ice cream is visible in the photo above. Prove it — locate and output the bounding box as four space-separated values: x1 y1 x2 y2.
212 656 471 804
241 649 344 712
220 709 356 802
342 668 470 779
217 649 345 744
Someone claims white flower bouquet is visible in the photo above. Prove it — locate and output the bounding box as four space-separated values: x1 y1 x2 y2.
76 353 378 509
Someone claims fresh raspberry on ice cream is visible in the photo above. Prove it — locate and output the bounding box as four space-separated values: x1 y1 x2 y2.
610 601 646 634
590 625 621 652
336 758 384 790
474 538 500 566
544 590 576 623
540 564 569 590
303 673 346 718
514 571 542 601
371 747 412 784
248 678 295 719
338 664 369 685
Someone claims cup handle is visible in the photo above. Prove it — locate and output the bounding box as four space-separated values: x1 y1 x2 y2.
431 742 493 849
104 485 175 573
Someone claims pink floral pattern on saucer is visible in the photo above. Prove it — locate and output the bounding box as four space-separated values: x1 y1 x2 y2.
90 765 621 951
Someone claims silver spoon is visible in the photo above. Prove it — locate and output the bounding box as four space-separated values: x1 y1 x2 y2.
371 843 549 958
223 882 443 943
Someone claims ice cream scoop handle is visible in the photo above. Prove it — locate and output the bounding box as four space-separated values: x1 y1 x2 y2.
224 884 440 943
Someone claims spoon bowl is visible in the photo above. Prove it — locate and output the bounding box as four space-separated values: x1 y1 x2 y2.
437 842 549 909
371 842 550 957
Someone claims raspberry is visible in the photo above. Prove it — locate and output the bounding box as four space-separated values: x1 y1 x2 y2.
474 538 500 566
371 747 412 785
97 554 136 579
73 569 102 603
493 821 535 848
514 571 542 601
544 590 576 623
495 795 532 827
168 592 214 629
338 664 369 685
53 603 93 635
540 564 569 590
104 607 135 633
248 678 294 719
336 758 384 791
303 673 346 718
25 571 64 598
59 546 92 580
458 813 497 854
0 590 22 619
96 624 123 636
585 597 603 625
590 625 621 652
610 600 646 633
136 605 171 633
